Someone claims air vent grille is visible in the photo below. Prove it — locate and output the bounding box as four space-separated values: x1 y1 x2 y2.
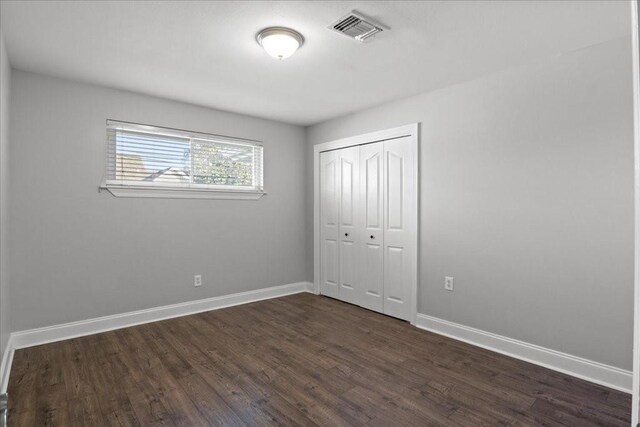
329 11 387 42
334 15 360 32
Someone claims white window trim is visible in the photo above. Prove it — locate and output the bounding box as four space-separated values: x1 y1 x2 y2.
99 184 266 200
100 120 266 200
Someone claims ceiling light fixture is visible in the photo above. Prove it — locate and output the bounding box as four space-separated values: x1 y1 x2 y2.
256 27 304 60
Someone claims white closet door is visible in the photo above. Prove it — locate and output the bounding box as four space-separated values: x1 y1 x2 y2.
320 150 340 299
383 136 415 321
319 133 416 321
338 146 360 304
359 142 384 312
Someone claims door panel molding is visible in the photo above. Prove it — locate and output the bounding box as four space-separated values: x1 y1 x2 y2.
319 151 340 299
382 136 415 321
360 142 384 312
338 146 360 305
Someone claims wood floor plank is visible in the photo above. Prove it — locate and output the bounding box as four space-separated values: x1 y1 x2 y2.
66 392 103 427
76 334 141 426
6 293 632 426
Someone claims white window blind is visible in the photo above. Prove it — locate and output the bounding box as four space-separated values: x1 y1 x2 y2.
103 121 264 198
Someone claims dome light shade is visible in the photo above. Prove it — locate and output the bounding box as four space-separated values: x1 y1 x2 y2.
256 27 304 60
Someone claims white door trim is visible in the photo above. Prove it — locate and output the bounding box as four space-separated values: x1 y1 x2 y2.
631 0 640 424
313 123 419 324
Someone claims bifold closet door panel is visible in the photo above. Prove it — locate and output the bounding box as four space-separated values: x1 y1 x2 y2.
383 136 415 321
359 142 384 312
320 150 340 299
338 146 360 305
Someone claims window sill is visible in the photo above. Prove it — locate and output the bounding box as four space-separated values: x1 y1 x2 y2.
99 185 266 200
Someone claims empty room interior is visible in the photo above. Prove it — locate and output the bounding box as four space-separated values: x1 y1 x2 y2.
1 0 640 426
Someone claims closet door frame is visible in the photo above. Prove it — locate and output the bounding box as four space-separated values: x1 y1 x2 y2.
313 123 419 325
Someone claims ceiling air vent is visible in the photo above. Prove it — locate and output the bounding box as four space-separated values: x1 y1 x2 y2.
329 11 388 42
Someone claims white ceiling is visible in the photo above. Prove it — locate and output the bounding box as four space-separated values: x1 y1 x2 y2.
0 1 631 126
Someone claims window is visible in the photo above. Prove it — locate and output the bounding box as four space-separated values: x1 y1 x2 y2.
102 120 264 199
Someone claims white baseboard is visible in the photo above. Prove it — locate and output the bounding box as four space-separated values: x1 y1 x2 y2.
0 335 14 393
304 281 315 293
3 285 629 397
10 281 313 350
415 313 632 393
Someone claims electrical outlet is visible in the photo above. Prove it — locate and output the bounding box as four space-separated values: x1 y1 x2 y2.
444 276 454 291
194 274 202 287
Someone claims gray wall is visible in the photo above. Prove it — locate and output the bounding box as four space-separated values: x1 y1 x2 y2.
306 37 635 370
0 30 10 361
9 70 307 331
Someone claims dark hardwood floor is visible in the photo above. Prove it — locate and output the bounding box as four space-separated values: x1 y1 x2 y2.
7 293 631 426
